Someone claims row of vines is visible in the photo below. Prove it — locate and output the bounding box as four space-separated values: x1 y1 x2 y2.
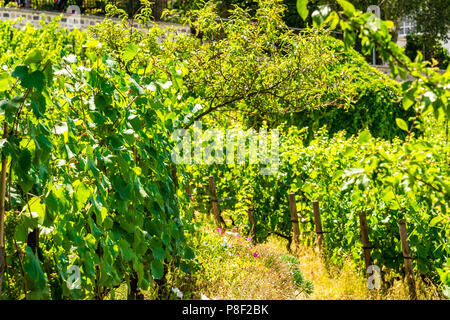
186 121 448 289
183 0 449 298
0 17 196 299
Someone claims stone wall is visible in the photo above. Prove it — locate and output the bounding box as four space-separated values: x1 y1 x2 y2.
0 7 190 33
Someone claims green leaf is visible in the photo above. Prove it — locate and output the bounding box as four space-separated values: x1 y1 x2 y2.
343 146 356 157
87 157 100 178
151 246 165 260
36 134 53 150
296 0 309 21
29 71 46 91
12 66 45 91
0 97 21 119
395 118 409 131
12 65 28 81
19 174 35 194
128 114 142 131
119 184 131 201
123 43 139 62
24 49 44 66
358 130 371 144
184 247 195 260
84 39 101 48
324 11 339 30
26 197 46 225
430 216 443 227
43 190 59 227
0 72 11 92
74 182 91 210
403 91 415 110
18 149 32 174
23 246 47 291
150 259 164 279
31 92 46 117
94 94 111 110
119 239 135 261
15 223 28 243
337 0 355 16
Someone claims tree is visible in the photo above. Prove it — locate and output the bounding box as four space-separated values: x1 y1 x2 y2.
341 1 449 43
172 1 449 64
405 34 450 69
406 0 450 42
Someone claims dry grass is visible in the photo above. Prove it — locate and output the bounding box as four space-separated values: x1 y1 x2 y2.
126 227 443 300
177 229 443 300
267 236 442 300
87 212 443 300
186 230 306 300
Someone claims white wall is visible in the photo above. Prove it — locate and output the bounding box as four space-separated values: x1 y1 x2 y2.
0 7 190 34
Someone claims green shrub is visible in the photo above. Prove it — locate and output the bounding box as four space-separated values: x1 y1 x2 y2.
405 34 450 70
289 36 411 141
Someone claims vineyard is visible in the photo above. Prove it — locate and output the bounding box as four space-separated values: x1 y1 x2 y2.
0 0 448 301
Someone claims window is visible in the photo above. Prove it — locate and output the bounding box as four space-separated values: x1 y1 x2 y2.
399 17 416 36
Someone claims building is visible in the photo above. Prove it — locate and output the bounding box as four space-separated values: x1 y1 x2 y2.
396 16 450 54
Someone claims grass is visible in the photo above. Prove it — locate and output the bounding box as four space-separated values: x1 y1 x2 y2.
166 228 312 300
263 236 442 300
163 227 442 300
109 223 442 300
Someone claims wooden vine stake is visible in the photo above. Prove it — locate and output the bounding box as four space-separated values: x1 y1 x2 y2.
398 219 417 300
208 176 226 229
358 211 372 271
288 193 300 248
0 123 8 298
312 200 323 253
247 206 257 243
170 166 178 189
245 195 257 242
185 183 196 220
186 184 193 202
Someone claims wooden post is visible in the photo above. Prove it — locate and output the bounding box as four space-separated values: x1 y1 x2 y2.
288 193 300 247
0 245 4 298
247 206 257 242
185 184 196 220
81 46 86 62
398 219 417 300
0 123 8 298
208 176 225 229
186 184 193 201
170 166 178 189
359 211 372 271
312 200 323 252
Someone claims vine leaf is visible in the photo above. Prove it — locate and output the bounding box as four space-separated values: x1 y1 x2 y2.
296 0 309 21
151 259 164 279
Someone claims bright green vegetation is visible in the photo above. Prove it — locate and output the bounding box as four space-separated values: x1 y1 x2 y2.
280 254 314 294
188 120 448 286
0 0 448 300
0 17 194 299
